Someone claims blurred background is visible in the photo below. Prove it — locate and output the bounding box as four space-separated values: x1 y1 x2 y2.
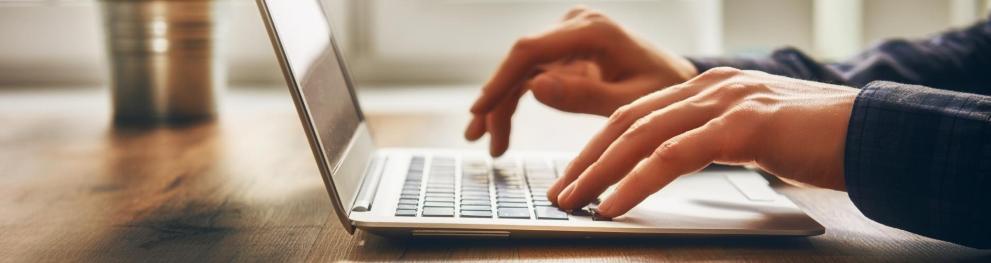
0 0 988 89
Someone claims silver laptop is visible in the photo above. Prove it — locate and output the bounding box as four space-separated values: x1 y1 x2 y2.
256 0 825 238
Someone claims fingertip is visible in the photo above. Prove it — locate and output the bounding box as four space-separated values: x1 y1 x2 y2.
464 115 486 141
529 74 563 105
595 198 623 218
546 181 565 205
555 183 577 209
489 139 508 157
547 190 559 205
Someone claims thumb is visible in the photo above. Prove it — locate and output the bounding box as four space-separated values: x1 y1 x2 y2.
529 72 623 116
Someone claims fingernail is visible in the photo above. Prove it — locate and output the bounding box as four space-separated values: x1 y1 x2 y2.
596 199 613 217
557 183 576 206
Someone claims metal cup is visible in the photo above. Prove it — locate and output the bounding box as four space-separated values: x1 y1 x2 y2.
100 0 229 124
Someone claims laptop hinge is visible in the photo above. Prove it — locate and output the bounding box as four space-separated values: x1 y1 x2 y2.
351 155 387 212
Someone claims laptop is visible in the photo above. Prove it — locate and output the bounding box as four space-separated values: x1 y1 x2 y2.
255 0 825 238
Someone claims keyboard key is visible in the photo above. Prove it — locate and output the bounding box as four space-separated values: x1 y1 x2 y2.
397 204 418 210
461 195 491 201
497 197 526 203
497 208 530 219
462 185 489 191
400 194 419 199
398 199 418 205
425 196 454 202
461 210 493 218
424 201 454 207
425 193 454 198
427 187 455 192
401 190 420 195
460 205 492 211
422 207 455 217
462 191 490 196
535 206 569 220
497 202 528 208
461 200 490 206
395 209 417 217
497 189 525 195
533 200 552 206
591 210 612 221
566 207 592 217
425 189 454 194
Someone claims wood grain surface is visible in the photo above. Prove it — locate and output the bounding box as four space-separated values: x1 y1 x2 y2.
0 88 987 262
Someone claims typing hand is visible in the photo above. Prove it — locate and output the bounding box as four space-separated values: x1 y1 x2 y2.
548 68 858 218
465 6 698 157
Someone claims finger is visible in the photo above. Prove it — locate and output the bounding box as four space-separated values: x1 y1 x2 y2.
555 98 724 209
486 86 526 157
596 121 725 218
470 18 614 115
546 70 736 204
529 72 623 116
464 114 486 141
546 82 701 205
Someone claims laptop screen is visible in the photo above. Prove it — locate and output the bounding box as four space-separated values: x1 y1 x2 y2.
265 0 363 173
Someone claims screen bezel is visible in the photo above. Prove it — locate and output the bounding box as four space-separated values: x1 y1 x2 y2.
256 0 373 234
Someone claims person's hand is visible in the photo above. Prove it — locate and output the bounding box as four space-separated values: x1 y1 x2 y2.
548 67 859 218
465 6 698 157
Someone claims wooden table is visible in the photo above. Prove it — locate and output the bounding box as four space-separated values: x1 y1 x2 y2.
1 87 987 262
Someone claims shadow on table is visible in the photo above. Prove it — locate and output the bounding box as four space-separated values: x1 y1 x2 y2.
352 233 991 262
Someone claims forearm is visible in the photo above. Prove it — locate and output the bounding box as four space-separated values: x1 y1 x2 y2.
845 81 991 249
689 47 848 85
689 16 991 94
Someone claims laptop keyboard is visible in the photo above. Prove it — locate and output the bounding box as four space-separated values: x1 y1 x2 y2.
395 155 572 220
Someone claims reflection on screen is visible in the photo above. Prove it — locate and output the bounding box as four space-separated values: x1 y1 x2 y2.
268 0 361 171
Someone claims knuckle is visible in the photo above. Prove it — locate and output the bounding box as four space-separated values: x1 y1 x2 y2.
583 17 619 35
511 36 538 54
721 83 751 96
581 10 605 20
621 115 655 140
703 82 750 102
743 93 777 106
608 105 637 126
723 103 762 122
651 141 683 163
699 67 741 79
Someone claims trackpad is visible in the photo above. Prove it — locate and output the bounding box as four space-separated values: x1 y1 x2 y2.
606 167 823 235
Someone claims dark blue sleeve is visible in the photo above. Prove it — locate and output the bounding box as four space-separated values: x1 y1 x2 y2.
846 81 991 249
687 18 991 248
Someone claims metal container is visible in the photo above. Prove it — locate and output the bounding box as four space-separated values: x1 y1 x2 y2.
101 0 229 124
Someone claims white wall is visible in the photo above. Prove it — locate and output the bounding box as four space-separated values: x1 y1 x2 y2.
0 0 985 87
